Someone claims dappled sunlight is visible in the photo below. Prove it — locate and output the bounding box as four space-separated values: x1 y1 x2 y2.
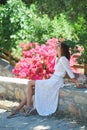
33 125 51 130
0 109 6 113
80 126 86 130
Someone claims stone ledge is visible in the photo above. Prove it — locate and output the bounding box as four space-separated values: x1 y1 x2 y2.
0 76 87 120
0 76 28 101
58 86 87 120
0 99 19 111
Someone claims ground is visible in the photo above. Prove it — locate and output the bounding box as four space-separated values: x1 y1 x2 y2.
0 100 87 130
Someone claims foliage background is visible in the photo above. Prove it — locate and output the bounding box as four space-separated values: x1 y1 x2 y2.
0 0 87 63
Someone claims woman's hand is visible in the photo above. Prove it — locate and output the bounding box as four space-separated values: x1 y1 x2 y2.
67 78 87 88
71 78 87 88
70 78 79 87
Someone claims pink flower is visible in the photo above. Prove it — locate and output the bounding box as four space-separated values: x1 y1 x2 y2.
13 38 57 79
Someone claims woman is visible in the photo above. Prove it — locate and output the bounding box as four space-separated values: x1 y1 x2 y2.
7 41 79 118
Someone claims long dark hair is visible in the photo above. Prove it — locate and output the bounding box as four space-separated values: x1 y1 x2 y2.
61 41 70 60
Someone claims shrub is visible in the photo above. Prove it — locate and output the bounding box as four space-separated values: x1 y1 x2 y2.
0 1 78 57
12 38 57 79
0 0 31 50
51 14 76 40
1 0 85 62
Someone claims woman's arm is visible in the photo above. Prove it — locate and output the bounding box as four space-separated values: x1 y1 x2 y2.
60 57 79 87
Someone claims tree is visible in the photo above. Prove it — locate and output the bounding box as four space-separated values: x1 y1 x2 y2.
0 0 7 4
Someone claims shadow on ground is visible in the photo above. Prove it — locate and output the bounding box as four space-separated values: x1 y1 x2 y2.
0 109 87 130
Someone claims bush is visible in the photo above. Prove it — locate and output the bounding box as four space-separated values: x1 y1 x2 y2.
12 38 57 79
1 0 83 60
51 14 76 40
0 0 31 51
73 16 87 64
0 1 53 59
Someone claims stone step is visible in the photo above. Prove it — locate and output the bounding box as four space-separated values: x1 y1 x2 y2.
0 76 29 84
0 76 87 120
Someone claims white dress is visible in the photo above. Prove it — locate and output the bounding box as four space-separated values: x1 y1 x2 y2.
34 56 75 116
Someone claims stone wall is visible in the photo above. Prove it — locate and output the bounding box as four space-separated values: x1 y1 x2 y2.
0 58 87 120
59 86 87 120
0 58 27 101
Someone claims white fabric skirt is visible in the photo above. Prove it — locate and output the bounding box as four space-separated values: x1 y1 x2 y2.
34 75 64 116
